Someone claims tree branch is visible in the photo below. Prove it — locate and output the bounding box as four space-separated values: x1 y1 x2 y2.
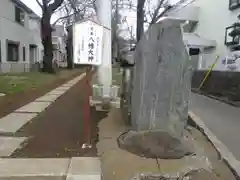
52 5 87 26
52 13 73 26
49 0 64 13
36 0 43 8
149 0 165 25
155 5 172 22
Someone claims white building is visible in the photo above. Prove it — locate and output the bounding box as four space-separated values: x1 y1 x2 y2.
52 25 67 68
0 0 43 73
166 0 240 72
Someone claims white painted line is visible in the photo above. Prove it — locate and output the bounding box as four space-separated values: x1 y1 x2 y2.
0 113 38 133
0 137 26 157
67 157 101 180
189 111 240 178
15 102 52 113
0 158 70 177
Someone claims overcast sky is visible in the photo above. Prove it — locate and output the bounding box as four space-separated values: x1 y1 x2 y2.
20 0 41 16
20 0 180 15
19 0 180 20
19 0 180 39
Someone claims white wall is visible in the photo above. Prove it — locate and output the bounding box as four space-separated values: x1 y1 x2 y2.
191 0 240 71
0 0 43 68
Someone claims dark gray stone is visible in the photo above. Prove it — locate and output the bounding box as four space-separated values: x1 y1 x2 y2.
118 130 192 159
131 20 193 137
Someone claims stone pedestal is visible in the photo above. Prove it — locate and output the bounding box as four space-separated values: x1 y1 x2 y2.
90 84 120 111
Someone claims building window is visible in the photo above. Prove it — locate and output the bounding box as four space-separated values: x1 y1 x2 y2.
7 41 19 62
23 47 26 61
225 23 240 46
229 0 240 10
15 6 24 25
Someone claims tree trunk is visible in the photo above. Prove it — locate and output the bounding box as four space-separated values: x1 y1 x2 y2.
41 11 55 73
66 26 74 69
137 0 145 42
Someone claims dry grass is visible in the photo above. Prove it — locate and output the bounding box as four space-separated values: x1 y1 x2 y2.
0 69 81 95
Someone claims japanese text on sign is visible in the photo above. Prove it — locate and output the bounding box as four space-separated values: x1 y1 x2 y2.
73 20 103 66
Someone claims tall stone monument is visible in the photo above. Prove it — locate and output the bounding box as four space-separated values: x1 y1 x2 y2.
131 20 193 138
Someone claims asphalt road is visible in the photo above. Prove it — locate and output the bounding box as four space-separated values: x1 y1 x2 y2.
190 93 240 161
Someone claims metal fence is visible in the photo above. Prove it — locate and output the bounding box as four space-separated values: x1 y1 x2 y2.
0 62 41 73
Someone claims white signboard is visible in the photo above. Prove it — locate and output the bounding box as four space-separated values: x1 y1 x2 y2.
73 20 103 66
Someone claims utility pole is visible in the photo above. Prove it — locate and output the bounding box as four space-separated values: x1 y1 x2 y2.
96 0 112 99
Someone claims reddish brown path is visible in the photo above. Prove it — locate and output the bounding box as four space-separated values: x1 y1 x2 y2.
11 75 108 158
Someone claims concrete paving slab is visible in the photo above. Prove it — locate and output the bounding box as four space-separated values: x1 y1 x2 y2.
0 158 70 177
100 149 159 180
0 113 38 133
35 94 61 102
61 84 74 87
47 90 66 96
64 73 86 87
67 157 101 180
66 81 78 86
0 176 65 180
110 98 120 108
75 73 86 80
67 174 100 180
15 102 52 113
0 137 26 156
55 87 71 91
67 79 80 85
68 157 101 174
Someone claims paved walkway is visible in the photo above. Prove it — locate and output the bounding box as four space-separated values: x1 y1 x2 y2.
0 72 102 179
11 72 101 158
190 93 240 161
0 74 85 157
97 109 235 180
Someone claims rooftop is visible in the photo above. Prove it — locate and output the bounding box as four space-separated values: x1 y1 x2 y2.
11 0 40 19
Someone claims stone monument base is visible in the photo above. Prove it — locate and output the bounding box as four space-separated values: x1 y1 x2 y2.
90 84 120 111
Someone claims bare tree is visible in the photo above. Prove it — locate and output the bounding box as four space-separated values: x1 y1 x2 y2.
137 0 146 42
36 0 64 73
54 0 96 26
54 0 96 68
36 0 96 71
136 0 190 42
112 0 136 59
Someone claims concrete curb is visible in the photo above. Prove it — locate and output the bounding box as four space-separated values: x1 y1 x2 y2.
191 89 240 107
188 111 240 179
